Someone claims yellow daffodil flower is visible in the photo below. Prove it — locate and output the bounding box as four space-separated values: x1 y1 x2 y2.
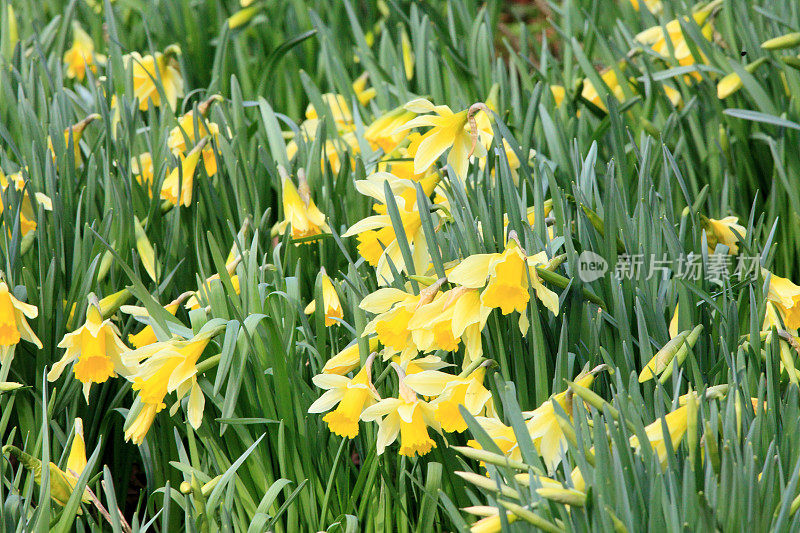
2 418 91 507
0 281 41 350
523 375 594 471
131 152 155 191
304 269 343 327
322 337 381 375
394 98 489 179
274 169 330 240
167 95 223 177
635 10 714 82
343 172 431 284
122 292 192 348
467 416 521 462
630 404 689 466
361 363 441 457
309 353 379 438
63 22 104 81
365 106 417 153
48 114 100 167
766 270 800 329
703 215 745 254
361 285 432 362
125 46 184 110
404 363 493 433
122 327 221 443
160 137 208 207
48 297 131 401
448 239 559 319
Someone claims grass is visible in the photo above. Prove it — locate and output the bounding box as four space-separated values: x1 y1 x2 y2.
1 0 800 531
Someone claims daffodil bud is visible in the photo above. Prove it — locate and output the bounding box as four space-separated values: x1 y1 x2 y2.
716 57 768 99
686 387 698 468
639 330 690 383
762 32 800 51
0 381 22 392
659 324 703 383
227 6 261 29
536 487 587 507
452 446 528 471
781 55 800 71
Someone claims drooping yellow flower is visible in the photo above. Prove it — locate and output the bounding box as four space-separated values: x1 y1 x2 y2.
2 419 91 507
309 354 379 438
274 170 330 240
630 404 689 466
365 106 417 153
48 298 131 401
766 271 800 330
160 137 208 207
304 269 343 327
404 363 493 433
467 416 521 462
123 327 221 444
0 281 41 349
167 95 223 177
343 172 432 284
361 364 440 457
322 337 381 375
703 215 745 254
407 287 491 365
131 152 155 191
361 286 430 362
448 240 559 318
524 375 594 471
125 46 184 110
635 10 715 82
63 22 104 81
394 98 489 179
122 292 192 348
48 114 100 167
185 259 241 311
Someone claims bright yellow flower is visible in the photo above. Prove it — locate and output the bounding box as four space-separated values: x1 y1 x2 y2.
404 364 493 433
322 337 381 375
361 364 440 457
168 96 223 177
467 416 520 462
407 287 491 365
2 418 91 507
704 215 745 254
125 46 184 110
365 106 417 153
160 138 208 207
274 171 330 240
635 11 714 81
131 152 155 191
123 327 221 444
185 269 241 311
48 114 100 167
766 271 800 330
448 240 559 318
0 281 41 349
304 269 343 327
48 298 131 401
394 98 489 178
361 287 427 362
305 75 375 129
343 172 431 284
122 292 191 348
63 22 104 81
630 404 689 466
524 375 594 471
309 354 379 438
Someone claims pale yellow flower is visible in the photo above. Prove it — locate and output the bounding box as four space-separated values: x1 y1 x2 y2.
125 46 184 110
63 22 104 81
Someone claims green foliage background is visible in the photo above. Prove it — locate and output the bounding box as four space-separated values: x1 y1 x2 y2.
1 0 800 531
